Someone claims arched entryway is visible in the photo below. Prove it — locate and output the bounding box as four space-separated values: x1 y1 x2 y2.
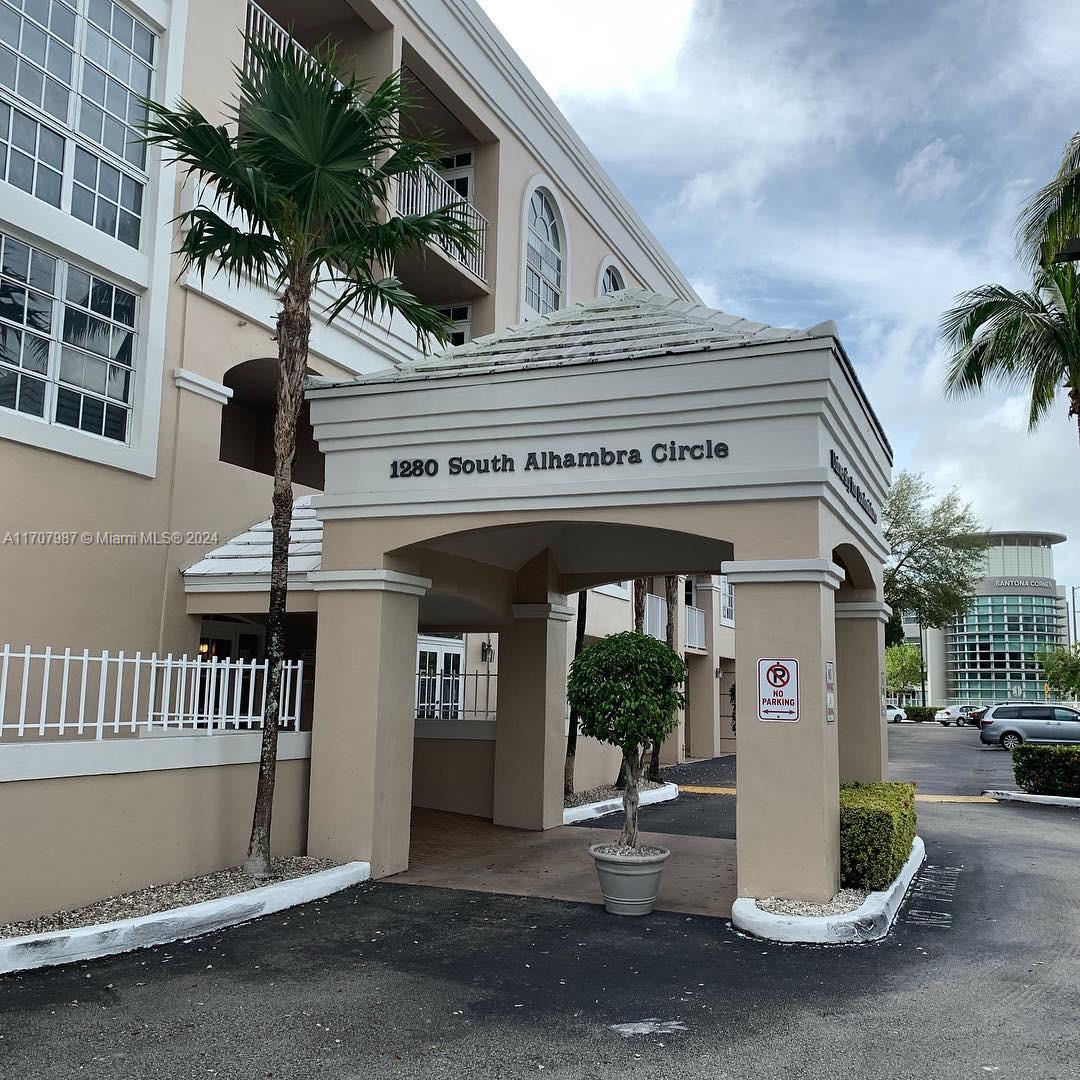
298 291 891 904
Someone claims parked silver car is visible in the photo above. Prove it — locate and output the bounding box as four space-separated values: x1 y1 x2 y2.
979 703 1080 750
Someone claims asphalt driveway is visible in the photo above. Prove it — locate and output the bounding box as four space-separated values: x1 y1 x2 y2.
2 726 1076 1079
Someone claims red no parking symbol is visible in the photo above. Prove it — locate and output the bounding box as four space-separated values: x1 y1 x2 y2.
766 663 790 689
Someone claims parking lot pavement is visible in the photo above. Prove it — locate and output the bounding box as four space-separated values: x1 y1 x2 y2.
886 722 1016 795
3 798 1079 1080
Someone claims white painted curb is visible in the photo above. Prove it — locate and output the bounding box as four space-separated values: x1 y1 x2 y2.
731 836 926 944
563 782 679 824
984 789 1080 808
0 862 370 975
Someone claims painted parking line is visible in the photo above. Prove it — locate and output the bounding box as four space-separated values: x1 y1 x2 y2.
676 784 994 804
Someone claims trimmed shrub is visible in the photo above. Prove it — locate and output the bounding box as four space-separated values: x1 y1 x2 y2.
904 705 939 723
1012 744 1080 797
839 782 917 890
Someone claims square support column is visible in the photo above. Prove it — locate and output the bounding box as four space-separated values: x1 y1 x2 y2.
685 578 723 758
724 558 844 903
835 600 891 783
493 602 573 830
306 569 430 877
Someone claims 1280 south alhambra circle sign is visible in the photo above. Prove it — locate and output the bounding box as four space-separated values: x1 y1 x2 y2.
757 658 800 721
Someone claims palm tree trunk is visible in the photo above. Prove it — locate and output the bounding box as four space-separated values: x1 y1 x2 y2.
633 578 647 633
1070 385 1080 445
245 275 311 878
647 574 680 782
564 588 588 800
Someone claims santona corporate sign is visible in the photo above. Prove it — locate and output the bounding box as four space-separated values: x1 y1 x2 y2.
388 438 729 478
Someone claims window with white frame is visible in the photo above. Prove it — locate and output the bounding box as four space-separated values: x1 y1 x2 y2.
525 188 562 315
0 227 137 440
600 263 624 295
437 148 474 202
720 574 735 624
0 0 156 248
436 304 471 347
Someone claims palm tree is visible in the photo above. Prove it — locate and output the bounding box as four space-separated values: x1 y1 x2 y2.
145 31 479 877
941 261 1080 445
1017 132 1080 268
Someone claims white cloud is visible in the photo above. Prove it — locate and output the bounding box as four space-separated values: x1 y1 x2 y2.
477 0 694 99
896 139 965 201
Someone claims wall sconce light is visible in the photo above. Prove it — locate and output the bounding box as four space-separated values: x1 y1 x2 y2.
480 640 495 664
715 666 723 679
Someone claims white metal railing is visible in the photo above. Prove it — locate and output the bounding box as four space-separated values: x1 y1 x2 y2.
0 646 303 740
397 163 489 282
644 593 668 642
416 670 496 722
686 605 706 650
245 3 341 87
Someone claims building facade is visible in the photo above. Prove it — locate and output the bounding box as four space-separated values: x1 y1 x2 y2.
0 0 795 921
903 531 1068 706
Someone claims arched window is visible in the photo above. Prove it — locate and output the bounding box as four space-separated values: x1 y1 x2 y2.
600 264 625 295
525 189 563 315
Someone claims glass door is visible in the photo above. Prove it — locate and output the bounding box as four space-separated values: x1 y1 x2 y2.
416 636 465 720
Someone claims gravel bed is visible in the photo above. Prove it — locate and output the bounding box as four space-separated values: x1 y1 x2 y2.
756 887 869 917
0 856 339 939
565 780 663 808
591 843 669 858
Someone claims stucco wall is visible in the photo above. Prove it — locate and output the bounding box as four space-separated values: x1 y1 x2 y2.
0 758 309 924
411 738 495 818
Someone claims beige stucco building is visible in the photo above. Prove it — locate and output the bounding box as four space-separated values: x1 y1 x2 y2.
0 0 893 923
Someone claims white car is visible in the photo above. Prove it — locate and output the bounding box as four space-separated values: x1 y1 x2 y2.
886 705 907 723
935 705 974 727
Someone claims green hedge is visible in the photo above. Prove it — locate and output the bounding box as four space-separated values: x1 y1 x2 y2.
840 782 917 890
1012 744 1080 797
903 705 944 723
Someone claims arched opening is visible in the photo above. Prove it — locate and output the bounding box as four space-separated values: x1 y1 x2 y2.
219 358 324 490
831 542 877 599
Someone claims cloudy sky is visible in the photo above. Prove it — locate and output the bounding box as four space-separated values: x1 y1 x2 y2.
479 0 1080 595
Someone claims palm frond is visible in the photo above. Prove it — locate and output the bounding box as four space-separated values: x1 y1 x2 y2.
1017 131 1080 269
322 275 454 346
175 207 283 289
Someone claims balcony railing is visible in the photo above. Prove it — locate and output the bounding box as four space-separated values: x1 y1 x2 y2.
397 164 489 282
245 2 336 84
686 606 706 650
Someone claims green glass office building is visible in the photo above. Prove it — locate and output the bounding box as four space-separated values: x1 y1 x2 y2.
908 532 1069 706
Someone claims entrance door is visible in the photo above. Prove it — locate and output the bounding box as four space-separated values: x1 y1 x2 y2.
416 636 465 720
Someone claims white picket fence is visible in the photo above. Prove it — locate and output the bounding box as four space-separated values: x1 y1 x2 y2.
0 646 303 740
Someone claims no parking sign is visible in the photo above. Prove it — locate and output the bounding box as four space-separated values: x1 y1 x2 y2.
757 658 800 721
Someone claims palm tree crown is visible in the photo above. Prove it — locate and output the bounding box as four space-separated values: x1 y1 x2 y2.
941 261 1080 440
145 32 477 336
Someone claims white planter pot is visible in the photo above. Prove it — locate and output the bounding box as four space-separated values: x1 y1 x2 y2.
589 843 670 916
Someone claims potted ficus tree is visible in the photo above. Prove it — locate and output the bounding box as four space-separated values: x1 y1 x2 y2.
567 631 686 916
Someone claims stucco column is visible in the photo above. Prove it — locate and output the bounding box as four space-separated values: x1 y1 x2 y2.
685 578 722 758
306 569 430 877
724 558 844 903
834 600 890 783
493 602 573 830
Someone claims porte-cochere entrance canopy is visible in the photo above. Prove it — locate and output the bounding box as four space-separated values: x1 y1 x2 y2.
223 291 894 903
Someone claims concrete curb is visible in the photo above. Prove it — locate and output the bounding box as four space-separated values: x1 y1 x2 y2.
984 789 1080 808
0 862 371 975
563 782 679 825
730 836 926 944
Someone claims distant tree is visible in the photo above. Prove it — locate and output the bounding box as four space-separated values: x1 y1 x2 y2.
882 472 989 636
646 575 680 782
1017 132 1080 269
633 579 647 633
941 262 1080 447
885 643 923 698
1036 644 1080 699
